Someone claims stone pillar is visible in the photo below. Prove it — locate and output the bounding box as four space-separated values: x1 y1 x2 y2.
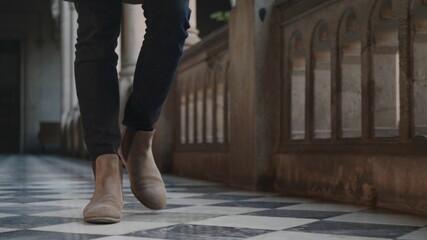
60 1 72 153
119 4 145 128
70 5 79 109
68 5 80 156
186 0 201 49
227 0 280 189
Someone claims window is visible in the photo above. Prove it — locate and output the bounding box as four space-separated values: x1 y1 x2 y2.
340 11 362 138
412 1 427 138
373 0 400 138
289 32 306 140
313 23 332 139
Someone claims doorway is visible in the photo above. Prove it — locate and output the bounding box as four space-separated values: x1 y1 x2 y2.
0 40 21 153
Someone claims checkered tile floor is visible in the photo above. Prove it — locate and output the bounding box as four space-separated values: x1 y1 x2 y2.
0 155 426 240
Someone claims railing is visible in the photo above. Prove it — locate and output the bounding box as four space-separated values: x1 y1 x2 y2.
174 25 230 151
59 0 427 215
165 25 230 181
279 0 427 154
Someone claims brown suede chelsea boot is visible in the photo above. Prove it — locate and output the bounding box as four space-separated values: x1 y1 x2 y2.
118 127 167 210
83 154 124 223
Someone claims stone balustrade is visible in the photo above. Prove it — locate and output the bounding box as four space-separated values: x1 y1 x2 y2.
59 0 427 216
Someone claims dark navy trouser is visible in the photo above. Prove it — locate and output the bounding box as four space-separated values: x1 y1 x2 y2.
74 0 191 161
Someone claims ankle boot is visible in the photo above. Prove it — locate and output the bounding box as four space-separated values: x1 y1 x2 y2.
118 127 167 210
83 154 124 223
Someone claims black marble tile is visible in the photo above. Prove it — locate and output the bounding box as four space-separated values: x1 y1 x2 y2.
0 216 79 228
168 188 231 194
123 212 223 223
287 220 421 239
124 202 189 210
165 182 224 188
243 209 346 219
190 194 260 201
0 230 102 240
209 201 297 209
126 224 272 240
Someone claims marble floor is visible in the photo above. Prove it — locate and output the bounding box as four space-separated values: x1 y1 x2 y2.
0 155 426 240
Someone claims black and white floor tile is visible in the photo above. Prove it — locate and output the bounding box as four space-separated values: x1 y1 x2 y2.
0 154 426 240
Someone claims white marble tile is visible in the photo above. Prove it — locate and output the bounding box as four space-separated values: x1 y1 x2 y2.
397 227 427 239
327 212 427 227
52 188 95 193
92 237 166 240
189 215 318 230
278 202 368 212
244 196 315 203
122 209 159 215
30 208 83 219
0 228 18 233
165 192 205 199
31 221 174 235
0 213 18 219
161 205 265 215
0 191 15 195
24 190 69 194
33 193 93 199
0 187 23 190
165 187 189 191
30 180 89 185
0 202 18 207
27 199 89 208
166 198 230 206
246 231 393 240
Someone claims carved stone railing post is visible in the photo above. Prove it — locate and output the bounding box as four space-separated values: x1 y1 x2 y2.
227 0 280 189
119 4 145 129
60 1 72 154
186 0 201 49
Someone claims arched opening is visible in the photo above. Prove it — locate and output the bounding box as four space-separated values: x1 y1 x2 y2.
205 70 214 143
188 78 196 144
372 0 400 138
289 32 306 140
180 79 188 144
313 22 332 139
196 72 204 143
339 10 362 138
215 63 227 143
412 0 427 138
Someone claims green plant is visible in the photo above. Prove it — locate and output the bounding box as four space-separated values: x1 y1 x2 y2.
210 10 231 22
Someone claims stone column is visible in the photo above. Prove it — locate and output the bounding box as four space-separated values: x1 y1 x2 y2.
60 1 72 153
70 5 79 109
186 0 201 49
69 5 81 156
227 0 280 189
119 4 146 128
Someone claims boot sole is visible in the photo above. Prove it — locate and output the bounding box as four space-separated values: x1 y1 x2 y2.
84 216 121 224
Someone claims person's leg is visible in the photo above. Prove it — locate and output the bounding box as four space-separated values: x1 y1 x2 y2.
74 0 124 223
122 0 192 130
119 0 191 210
74 0 122 161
